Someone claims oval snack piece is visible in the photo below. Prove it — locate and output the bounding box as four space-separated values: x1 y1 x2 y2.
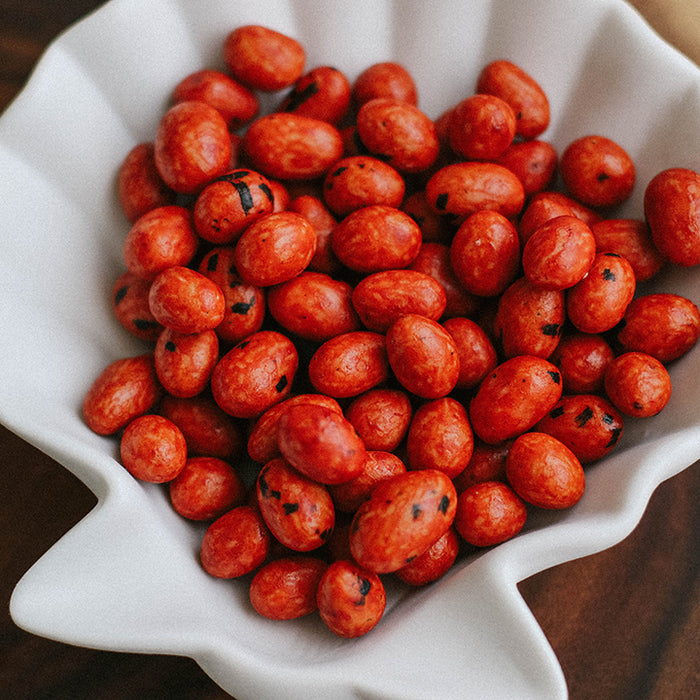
644 167 700 266
469 355 563 444
349 469 457 573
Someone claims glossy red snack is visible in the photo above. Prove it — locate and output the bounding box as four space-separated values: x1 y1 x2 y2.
406 397 474 479
276 403 367 485
169 456 245 521
442 317 498 390
506 432 585 509
469 355 563 444
211 330 298 419
349 469 457 573
560 135 636 208
123 205 199 281
111 271 163 342
256 457 335 552
549 332 615 395
386 314 460 399
534 394 624 463
603 352 672 418
344 388 412 452
316 560 386 638
454 481 527 547
118 142 175 223
148 266 226 334
200 505 271 578
120 414 187 483
82 354 161 436
249 557 329 620
395 527 460 586
223 25 305 92
308 331 390 398
644 167 700 266
352 61 418 106
154 100 231 194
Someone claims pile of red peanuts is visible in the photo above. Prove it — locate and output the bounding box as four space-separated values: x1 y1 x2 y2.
82 24 700 638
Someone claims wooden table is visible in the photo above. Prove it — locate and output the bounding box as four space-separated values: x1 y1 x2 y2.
1 1 699 698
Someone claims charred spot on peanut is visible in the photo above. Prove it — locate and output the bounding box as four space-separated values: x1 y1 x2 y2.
547 370 561 384
412 504 422 519
575 406 594 426
283 502 299 515
114 285 129 304
276 375 288 392
231 296 256 315
283 80 320 112
541 323 560 337
258 470 281 500
606 427 623 447
438 495 450 514
549 405 565 419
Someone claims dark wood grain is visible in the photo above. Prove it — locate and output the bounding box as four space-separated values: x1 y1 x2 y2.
1 2 699 698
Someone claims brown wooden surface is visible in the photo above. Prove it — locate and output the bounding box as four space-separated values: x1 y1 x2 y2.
1 1 700 698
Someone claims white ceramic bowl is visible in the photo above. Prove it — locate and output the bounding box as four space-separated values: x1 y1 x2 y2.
4 1 700 698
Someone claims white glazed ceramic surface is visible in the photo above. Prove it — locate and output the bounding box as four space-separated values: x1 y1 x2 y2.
4 1 700 698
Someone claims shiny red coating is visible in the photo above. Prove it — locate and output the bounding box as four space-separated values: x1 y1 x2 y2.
442 317 498 390
426 161 525 220
267 271 361 342
316 560 386 638
123 205 199 281
211 330 298 418
118 142 175 223
223 25 305 92
352 61 418 106
308 331 390 398
287 195 341 275
476 59 550 138
493 277 565 359
448 93 516 161
249 556 329 620
279 65 351 124
450 210 520 297
590 218 665 282
351 269 447 332
193 169 275 244
233 211 317 287
329 450 407 513
344 388 412 452
82 354 161 436
356 97 439 173
522 215 596 291
406 397 474 479
408 242 481 319
111 271 162 341
120 414 187 483
247 394 343 465
603 351 672 418
395 527 460 586
534 394 624 463
454 481 527 547
173 68 258 128
386 314 460 399
154 327 219 398
255 457 335 552
469 355 563 444
644 167 700 266
148 265 226 334
560 135 636 208
566 252 636 333
330 204 422 273
158 394 243 460
453 440 511 493
169 456 245 521
154 100 231 195
615 292 700 363
506 432 585 509
349 468 457 573
276 403 367 485
198 246 266 345
323 155 405 216
549 332 615 395
243 113 343 180
200 505 271 578
495 139 558 197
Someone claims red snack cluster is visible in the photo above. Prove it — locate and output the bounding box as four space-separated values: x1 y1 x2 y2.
83 25 700 639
